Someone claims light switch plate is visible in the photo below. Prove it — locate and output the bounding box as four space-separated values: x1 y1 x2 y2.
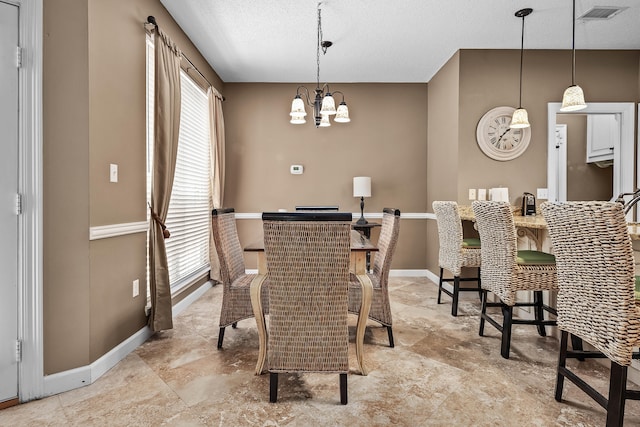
132 279 139 298
478 189 487 200
468 189 476 200
110 164 118 183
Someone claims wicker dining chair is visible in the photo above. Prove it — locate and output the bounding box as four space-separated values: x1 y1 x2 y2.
348 208 401 347
211 208 269 349
262 212 352 404
542 201 640 427
432 201 482 316
471 201 558 359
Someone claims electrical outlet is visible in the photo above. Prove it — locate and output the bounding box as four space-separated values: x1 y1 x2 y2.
132 279 139 298
468 189 476 200
478 188 487 201
537 188 549 200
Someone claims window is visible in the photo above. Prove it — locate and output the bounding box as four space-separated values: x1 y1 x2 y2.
146 35 212 295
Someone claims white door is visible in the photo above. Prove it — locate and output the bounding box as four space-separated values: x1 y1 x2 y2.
0 0 20 404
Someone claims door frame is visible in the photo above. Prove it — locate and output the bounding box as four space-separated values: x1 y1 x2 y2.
8 0 44 402
547 102 635 217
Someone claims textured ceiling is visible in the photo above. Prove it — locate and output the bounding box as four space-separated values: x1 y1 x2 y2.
159 0 640 83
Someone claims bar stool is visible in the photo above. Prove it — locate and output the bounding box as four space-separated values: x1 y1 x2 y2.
472 201 557 359
432 201 481 316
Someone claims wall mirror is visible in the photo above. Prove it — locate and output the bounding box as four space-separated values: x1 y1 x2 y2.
547 102 635 217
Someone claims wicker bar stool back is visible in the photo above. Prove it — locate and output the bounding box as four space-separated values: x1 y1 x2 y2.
211 208 268 349
348 208 401 347
542 201 640 427
262 212 352 405
432 201 482 316
472 201 558 359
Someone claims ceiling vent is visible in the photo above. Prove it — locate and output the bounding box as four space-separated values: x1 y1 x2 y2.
578 6 628 20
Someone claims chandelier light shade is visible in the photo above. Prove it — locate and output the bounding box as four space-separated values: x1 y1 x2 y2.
334 101 351 123
560 0 587 112
510 8 532 129
288 3 350 128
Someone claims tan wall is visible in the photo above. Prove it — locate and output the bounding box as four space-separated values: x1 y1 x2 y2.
222 83 428 269
426 52 460 273
43 0 91 375
43 0 223 374
426 49 640 274
559 114 613 201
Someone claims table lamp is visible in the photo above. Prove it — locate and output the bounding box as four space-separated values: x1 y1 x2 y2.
353 176 371 225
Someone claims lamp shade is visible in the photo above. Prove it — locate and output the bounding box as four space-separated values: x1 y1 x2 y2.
320 93 336 115
510 108 530 128
334 102 350 123
318 114 331 127
290 95 307 117
290 114 306 125
353 176 371 198
560 85 587 112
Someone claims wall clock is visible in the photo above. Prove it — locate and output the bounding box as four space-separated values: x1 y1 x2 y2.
476 106 532 161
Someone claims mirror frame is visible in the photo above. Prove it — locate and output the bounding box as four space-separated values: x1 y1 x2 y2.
547 102 635 208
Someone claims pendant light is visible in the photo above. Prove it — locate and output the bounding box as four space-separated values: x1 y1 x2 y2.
510 8 532 129
560 0 587 112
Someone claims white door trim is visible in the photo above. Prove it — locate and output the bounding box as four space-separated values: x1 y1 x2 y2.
15 0 44 402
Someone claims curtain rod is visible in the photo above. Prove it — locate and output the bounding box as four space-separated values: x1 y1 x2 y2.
146 15 225 100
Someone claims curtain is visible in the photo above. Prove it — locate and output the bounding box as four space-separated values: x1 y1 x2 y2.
208 87 226 282
148 28 182 332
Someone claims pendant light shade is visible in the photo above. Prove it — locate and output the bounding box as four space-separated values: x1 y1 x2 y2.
561 85 587 111
510 8 532 129
560 0 587 112
510 108 530 128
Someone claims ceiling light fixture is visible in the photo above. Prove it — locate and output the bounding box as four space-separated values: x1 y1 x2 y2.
510 8 532 129
289 2 350 128
560 0 587 112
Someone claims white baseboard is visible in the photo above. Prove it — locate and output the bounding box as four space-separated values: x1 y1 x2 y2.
42 281 213 398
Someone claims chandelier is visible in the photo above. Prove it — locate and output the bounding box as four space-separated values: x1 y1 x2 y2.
289 2 350 127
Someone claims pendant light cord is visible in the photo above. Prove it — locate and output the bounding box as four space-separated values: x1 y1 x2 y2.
571 0 576 85
518 14 525 108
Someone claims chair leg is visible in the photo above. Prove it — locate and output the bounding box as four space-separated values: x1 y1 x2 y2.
534 291 546 337
451 276 460 317
571 334 585 362
606 362 627 427
479 290 488 336
217 327 225 349
270 373 278 403
500 304 513 359
340 373 348 405
555 330 569 402
437 268 444 304
387 326 395 348
477 267 482 301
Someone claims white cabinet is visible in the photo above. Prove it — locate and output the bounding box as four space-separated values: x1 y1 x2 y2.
586 114 618 163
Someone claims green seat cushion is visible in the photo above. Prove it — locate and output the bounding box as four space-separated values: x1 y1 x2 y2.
516 250 556 265
635 276 640 301
462 237 481 248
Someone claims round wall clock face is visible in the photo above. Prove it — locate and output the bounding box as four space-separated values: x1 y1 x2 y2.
476 106 532 161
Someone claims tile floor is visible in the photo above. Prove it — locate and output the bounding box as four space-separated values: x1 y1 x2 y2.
2 277 640 426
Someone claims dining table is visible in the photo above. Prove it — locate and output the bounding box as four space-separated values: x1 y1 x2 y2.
245 229 378 376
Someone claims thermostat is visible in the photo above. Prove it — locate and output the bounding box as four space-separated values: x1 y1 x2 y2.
290 165 304 175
